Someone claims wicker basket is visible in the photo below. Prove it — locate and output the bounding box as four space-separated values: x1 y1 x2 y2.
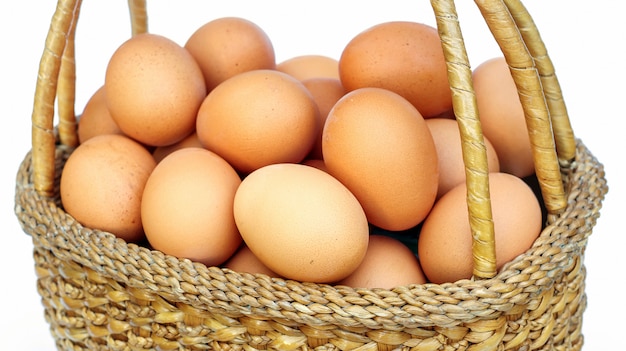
15 0 608 350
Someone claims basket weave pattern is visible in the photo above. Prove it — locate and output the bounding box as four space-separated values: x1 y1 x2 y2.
15 138 606 351
14 0 608 350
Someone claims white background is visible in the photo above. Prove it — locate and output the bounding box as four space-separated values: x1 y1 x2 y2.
1 1 623 350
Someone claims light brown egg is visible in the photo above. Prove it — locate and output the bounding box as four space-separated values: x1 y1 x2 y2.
302 77 346 160
196 69 319 174
185 17 276 92
277 54 340 81
322 87 439 231
77 85 124 144
60 134 157 243
105 33 206 147
152 132 203 163
339 21 452 118
141 147 242 266
233 163 369 283
472 57 534 178
222 245 281 278
337 235 427 289
417 172 543 284
426 118 500 199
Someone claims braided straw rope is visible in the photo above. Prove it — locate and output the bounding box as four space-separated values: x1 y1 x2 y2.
16 0 608 350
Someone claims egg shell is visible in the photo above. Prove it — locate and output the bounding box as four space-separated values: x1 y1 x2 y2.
425 118 500 199
277 54 340 81
196 69 320 174
141 147 242 266
222 245 281 278
337 235 427 289
302 77 346 160
77 85 124 144
152 132 203 163
472 57 534 178
322 87 439 231
417 172 543 284
339 21 452 118
60 134 156 243
105 33 206 147
185 17 276 92
233 163 369 283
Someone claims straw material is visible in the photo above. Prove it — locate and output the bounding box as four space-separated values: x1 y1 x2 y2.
14 0 608 350
474 0 567 215
15 140 607 350
431 0 497 279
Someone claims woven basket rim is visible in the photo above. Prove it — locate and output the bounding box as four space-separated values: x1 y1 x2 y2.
14 137 607 329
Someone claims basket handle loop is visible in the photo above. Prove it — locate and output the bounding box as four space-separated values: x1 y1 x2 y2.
31 0 81 197
32 0 149 197
431 0 497 279
474 0 568 214
56 0 81 150
431 0 575 278
502 0 577 167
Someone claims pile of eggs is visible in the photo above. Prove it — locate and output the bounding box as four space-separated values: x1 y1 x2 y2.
60 16 544 288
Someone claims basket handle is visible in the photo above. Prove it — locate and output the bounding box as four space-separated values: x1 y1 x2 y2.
128 0 148 36
32 0 77 197
31 0 148 197
431 0 574 278
474 0 570 214
430 0 496 279
501 0 576 168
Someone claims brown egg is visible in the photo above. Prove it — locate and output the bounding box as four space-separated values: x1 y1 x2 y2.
339 21 452 118
417 172 543 284
322 87 439 231
60 134 157 243
426 118 500 199
77 86 124 144
337 235 427 289
196 69 319 174
105 33 206 147
233 163 369 283
472 57 534 178
222 245 281 278
152 132 203 163
301 77 346 160
276 54 340 81
141 147 242 266
185 17 276 92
